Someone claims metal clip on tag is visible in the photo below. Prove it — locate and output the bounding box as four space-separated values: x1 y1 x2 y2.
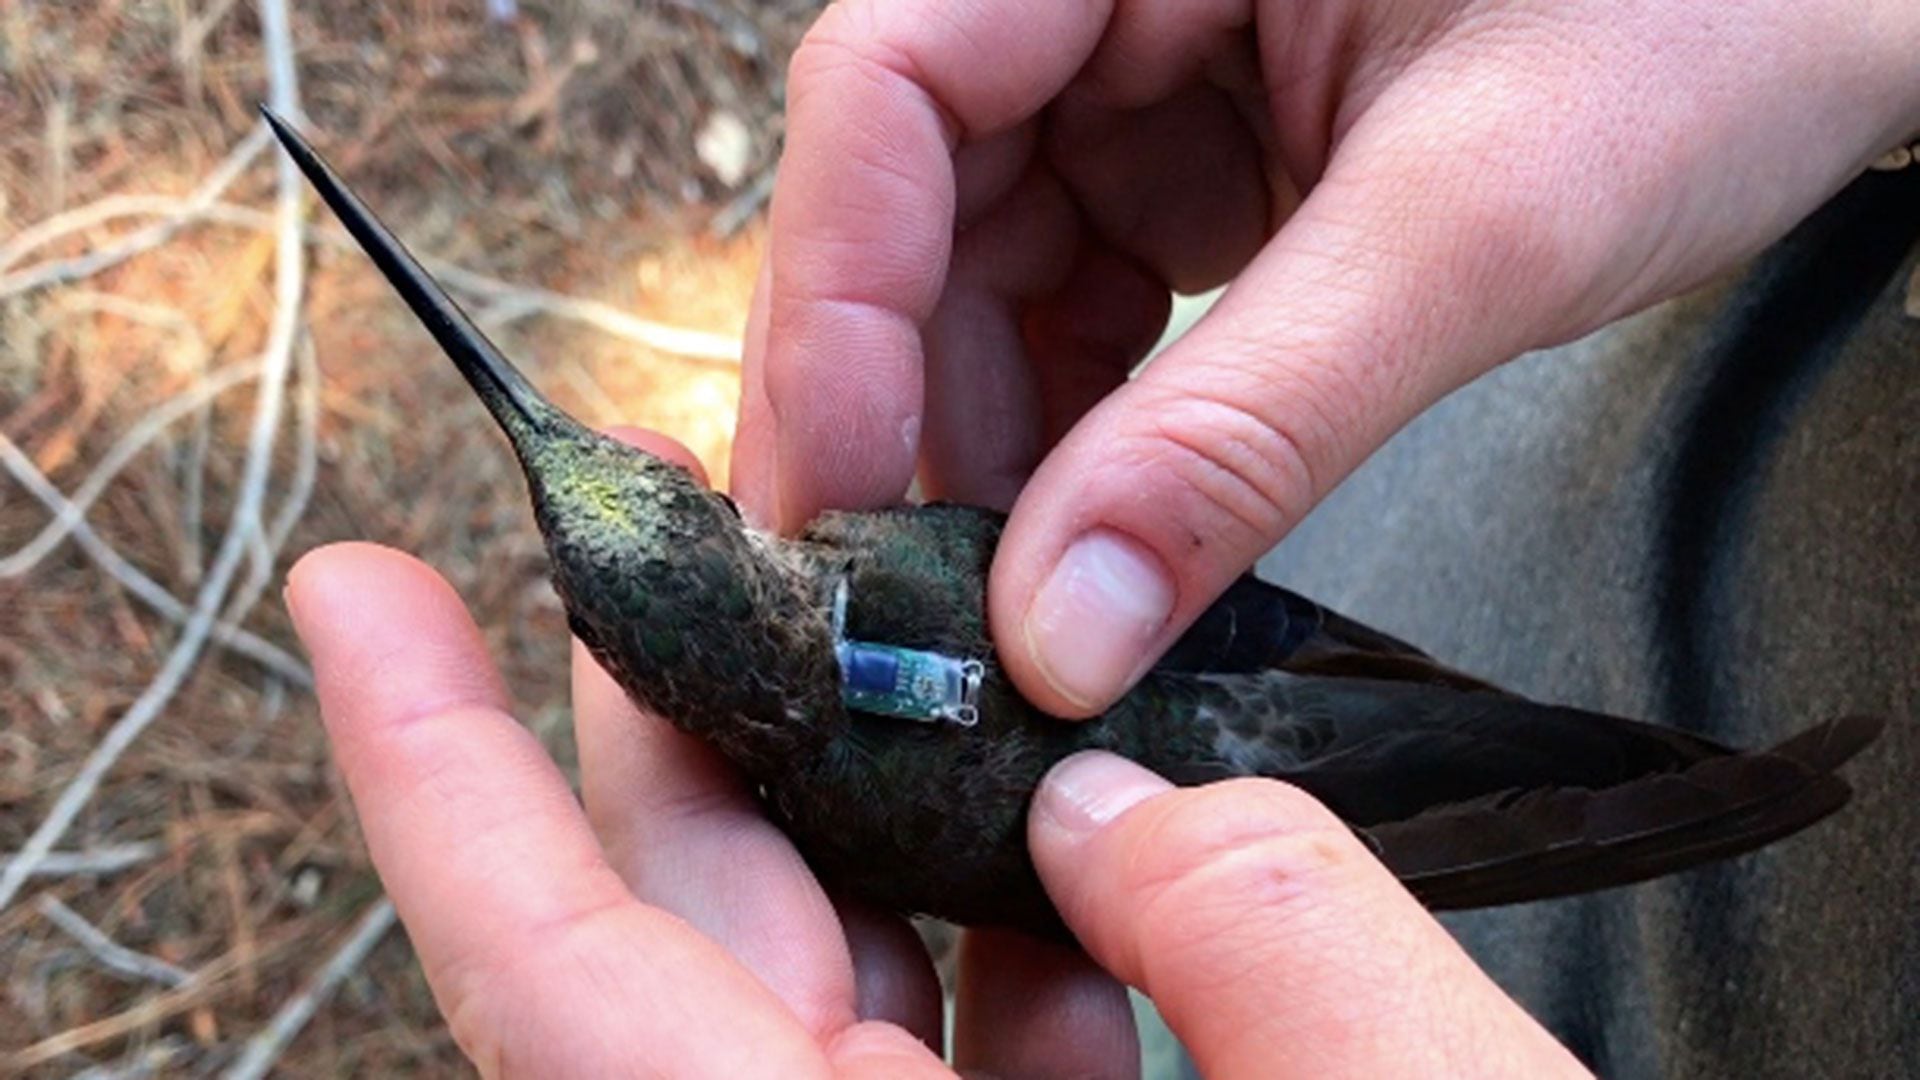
831 580 985 727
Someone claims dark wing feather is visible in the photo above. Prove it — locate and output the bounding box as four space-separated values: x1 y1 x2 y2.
1158 575 1504 692
887 506 1494 690
1197 673 1729 825
1368 715 1882 908
1131 668 1883 909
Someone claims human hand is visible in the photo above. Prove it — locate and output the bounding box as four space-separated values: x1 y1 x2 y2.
288 429 1588 1076
735 0 1920 715
284 430 1134 1076
1029 751 1591 1077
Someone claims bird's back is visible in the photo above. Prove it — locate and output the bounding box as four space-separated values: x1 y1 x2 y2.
783 503 1881 931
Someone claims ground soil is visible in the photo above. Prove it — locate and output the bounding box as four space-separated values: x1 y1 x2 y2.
0 2 819 1073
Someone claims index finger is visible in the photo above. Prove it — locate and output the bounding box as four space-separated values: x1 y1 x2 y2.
736 0 1115 528
285 542 625 975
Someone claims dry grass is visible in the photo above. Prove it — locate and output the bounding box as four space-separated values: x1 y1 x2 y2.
0 1 814 1074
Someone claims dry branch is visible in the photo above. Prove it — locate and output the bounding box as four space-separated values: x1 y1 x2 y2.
37 895 192 988
4 918 312 1071
222 898 399 1080
0 843 164 879
1 360 256 578
0 127 272 298
8 197 744 362
442 258 742 363
0 429 312 685
0 0 310 914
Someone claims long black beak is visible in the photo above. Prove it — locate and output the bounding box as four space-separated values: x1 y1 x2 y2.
260 105 554 445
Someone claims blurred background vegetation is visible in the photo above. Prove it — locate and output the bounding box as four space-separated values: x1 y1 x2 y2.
0 1 824 1073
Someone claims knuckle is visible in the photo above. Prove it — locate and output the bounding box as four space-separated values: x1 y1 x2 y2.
789 2 876 81
789 3 928 121
1117 367 1341 547
432 896 635 1077
1114 782 1363 963
1123 781 1355 898
381 708 554 837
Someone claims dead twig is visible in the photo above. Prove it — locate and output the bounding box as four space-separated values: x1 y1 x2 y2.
47 291 219 580
0 196 268 272
173 0 248 104
268 332 320 552
0 843 164 880
37 894 192 988
1 359 254 579
0 430 312 685
4 917 313 1072
68 1035 195 1079
709 166 775 239
0 126 272 296
0 0 310 913
663 0 765 58
453 261 741 363
7 195 744 362
222 897 398 1080
219 333 320 630
1 196 235 271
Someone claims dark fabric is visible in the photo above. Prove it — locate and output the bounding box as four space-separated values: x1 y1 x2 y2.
1257 165 1920 1078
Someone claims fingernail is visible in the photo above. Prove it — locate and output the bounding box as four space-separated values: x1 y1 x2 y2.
1036 751 1172 838
1022 529 1175 709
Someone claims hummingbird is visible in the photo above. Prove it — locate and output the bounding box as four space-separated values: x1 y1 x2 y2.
264 108 1883 938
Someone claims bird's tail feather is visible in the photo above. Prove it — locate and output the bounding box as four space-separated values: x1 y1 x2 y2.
1368 714 1883 909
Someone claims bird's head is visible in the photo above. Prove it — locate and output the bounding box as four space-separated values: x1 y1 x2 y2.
264 107 845 769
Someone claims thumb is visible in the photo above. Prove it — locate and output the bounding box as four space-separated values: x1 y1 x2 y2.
986 96 1610 716
1028 753 1589 1079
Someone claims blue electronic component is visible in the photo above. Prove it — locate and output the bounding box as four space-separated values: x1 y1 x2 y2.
830 579 985 726
844 646 901 696
836 640 984 726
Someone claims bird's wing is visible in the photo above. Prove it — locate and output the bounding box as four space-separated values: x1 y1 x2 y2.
1157 574 1505 691
1152 672 1731 821
1363 714 1885 908
851 504 1496 690
1125 670 1883 908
